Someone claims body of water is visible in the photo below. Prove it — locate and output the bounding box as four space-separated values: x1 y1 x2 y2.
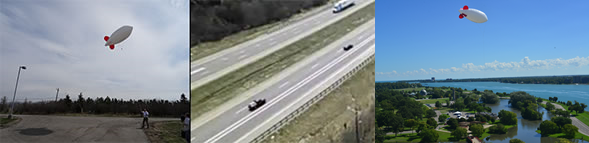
422 82 589 105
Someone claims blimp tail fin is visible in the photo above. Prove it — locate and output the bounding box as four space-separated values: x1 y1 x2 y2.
459 13 467 19
104 36 110 41
463 5 469 10
109 45 115 50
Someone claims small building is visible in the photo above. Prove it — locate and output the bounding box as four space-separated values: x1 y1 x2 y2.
432 77 436 81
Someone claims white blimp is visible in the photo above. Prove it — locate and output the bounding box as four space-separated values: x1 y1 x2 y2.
458 5 488 23
104 25 133 50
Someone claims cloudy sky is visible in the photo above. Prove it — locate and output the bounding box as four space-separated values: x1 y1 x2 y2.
0 0 189 102
376 0 589 81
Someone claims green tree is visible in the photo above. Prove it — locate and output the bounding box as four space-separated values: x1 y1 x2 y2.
509 138 525 143
539 120 559 136
451 127 467 140
416 122 429 134
447 118 459 129
551 117 572 129
420 129 439 142
426 109 436 118
498 110 518 125
375 123 385 143
390 114 405 137
537 98 543 103
545 102 555 111
435 101 442 108
481 91 499 104
405 119 418 134
562 124 578 138
439 114 449 122
469 123 485 137
427 118 437 128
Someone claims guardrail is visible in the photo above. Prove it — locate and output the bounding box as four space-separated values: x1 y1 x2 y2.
250 54 375 143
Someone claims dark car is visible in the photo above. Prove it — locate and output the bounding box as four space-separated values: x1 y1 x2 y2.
248 99 267 111
343 44 353 51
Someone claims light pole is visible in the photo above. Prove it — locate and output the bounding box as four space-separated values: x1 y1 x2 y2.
8 65 26 119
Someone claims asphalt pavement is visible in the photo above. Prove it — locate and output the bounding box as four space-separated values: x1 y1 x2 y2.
191 19 375 143
0 114 176 143
190 0 375 89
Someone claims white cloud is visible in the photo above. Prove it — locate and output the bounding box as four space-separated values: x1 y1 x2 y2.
378 56 589 77
0 0 189 102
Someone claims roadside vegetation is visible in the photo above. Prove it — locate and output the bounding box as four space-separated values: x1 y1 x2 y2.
144 121 186 143
190 0 330 46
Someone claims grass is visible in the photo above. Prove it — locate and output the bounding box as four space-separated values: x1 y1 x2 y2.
0 117 18 125
190 0 331 61
536 130 589 141
144 121 186 143
543 99 589 127
384 131 453 142
191 2 376 118
417 98 450 104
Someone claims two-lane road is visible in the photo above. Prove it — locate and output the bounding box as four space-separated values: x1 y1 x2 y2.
191 19 375 143
190 0 375 89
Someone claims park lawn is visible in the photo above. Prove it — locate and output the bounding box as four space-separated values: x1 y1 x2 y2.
418 98 450 104
536 130 589 141
384 131 453 142
543 99 589 127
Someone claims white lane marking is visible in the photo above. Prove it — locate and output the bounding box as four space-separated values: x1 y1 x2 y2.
279 81 290 89
238 54 247 60
311 63 319 69
199 71 209 76
357 35 365 40
191 137 196 141
235 107 247 114
233 36 374 142
191 67 206 75
314 20 321 25
205 34 375 143
222 57 228 61
255 44 261 47
239 50 245 54
235 44 375 143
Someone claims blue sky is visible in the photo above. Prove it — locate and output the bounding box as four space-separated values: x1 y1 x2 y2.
376 0 589 81
0 0 188 101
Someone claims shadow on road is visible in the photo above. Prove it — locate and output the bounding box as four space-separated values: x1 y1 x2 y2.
19 128 54 136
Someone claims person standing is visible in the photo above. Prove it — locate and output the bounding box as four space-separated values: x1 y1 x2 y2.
180 114 186 138
183 113 190 142
141 109 149 129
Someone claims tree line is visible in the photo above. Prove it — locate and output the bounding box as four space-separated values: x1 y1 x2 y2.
190 0 329 45
403 75 589 84
0 93 189 117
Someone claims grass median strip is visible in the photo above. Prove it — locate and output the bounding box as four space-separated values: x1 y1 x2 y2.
191 2 375 117
190 2 329 61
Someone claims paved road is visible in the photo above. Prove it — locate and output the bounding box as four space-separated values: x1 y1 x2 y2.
0 114 176 143
543 101 589 136
191 19 375 143
190 0 375 89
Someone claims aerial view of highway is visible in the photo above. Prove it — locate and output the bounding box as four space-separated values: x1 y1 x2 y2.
190 0 375 142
